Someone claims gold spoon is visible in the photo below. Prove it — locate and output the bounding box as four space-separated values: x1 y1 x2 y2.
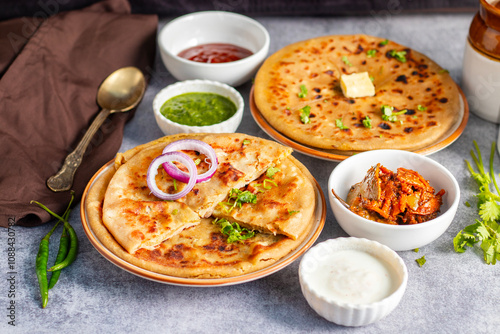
47 66 146 192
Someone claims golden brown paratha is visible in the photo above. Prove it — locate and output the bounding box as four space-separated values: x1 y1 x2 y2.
253 34 461 151
86 133 318 278
212 157 315 240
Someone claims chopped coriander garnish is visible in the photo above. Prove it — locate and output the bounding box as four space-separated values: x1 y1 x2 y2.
213 218 255 243
288 210 300 215
416 255 426 267
380 39 389 46
366 49 377 57
266 166 281 179
362 116 372 129
335 118 349 130
172 209 178 215
299 105 311 124
243 139 251 145
413 248 420 253
286 106 291 110
439 69 450 74
417 104 427 111
369 75 374 82
341 56 352 67
173 179 178 191
389 49 407 63
298 84 308 98
323 99 328 103
263 179 277 189
194 158 201 165
220 188 257 213
381 105 407 122
465 201 471 207
412 115 418 119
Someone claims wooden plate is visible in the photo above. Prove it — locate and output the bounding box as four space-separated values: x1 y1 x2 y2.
250 85 469 161
80 159 326 287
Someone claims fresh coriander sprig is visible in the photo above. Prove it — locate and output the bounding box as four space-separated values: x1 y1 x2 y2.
381 105 407 122
336 118 349 130
454 141 500 265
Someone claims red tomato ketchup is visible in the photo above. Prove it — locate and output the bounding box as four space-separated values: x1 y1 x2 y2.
177 43 253 63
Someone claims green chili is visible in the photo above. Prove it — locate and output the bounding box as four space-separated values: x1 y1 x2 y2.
36 220 60 308
48 225 69 289
48 222 78 272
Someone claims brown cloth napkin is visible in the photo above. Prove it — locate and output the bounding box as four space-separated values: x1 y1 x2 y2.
0 0 157 227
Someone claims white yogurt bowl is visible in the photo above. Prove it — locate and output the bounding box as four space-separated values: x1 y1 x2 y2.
158 11 270 86
299 237 408 327
153 79 244 135
328 150 460 251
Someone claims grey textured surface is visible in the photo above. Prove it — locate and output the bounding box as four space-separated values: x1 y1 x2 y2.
1 12 499 334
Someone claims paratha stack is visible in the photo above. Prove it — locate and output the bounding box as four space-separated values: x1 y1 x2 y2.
253 34 461 151
85 133 318 279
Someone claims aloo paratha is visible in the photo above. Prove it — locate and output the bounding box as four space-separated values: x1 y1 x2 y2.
87 133 318 278
253 34 461 151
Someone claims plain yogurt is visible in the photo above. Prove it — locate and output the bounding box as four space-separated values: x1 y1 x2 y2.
305 249 398 304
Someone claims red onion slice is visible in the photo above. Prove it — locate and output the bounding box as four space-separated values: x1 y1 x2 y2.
147 151 197 200
162 139 218 183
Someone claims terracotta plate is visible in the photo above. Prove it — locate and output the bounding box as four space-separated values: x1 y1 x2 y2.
80 160 326 287
250 85 469 162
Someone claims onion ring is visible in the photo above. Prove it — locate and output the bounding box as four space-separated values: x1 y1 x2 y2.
162 139 218 183
147 151 197 200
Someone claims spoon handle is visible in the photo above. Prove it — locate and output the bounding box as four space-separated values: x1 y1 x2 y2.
47 108 112 192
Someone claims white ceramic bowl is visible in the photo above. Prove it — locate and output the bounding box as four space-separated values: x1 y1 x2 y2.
299 237 408 327
153 79 244 135
328 150 460 251
158 11 270 86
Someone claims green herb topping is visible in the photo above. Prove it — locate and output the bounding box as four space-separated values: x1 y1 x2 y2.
335 118 349 130
417 104 427 111
381 105 407 122
288 210 300 215
389 49 407 63
367 49 378 57
220 188 257 213
439 69 450 74
454 141 500 265
243 139 251 145
362 116 372 129
300 105 311 124
266 167 281 179
380 39 389 46
194 158 201 165
416 255 426 267
341 56 352 67
213 218 255 243
298 84 308 98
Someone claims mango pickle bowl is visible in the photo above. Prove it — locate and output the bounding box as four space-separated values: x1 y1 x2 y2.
153 79 244 135
158 11 270 86
328 150 460 251
299 237 408 327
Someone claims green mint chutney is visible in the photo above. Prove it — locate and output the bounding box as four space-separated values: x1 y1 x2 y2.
160 92 237 126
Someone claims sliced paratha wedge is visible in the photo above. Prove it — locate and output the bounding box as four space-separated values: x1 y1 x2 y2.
212 156 315 240
102 199 200 254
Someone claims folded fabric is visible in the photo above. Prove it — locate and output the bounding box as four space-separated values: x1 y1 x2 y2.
0 0 157 227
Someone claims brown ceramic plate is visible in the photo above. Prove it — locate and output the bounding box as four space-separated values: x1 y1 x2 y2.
250 85 469 162
80 160 326 287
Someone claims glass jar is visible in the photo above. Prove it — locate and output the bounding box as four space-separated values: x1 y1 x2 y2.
462 0 500 123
